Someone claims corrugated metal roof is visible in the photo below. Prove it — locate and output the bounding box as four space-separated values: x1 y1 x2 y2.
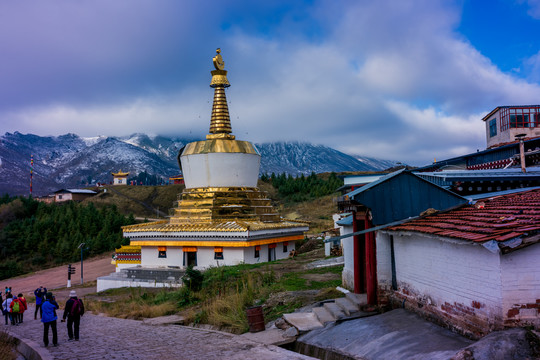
466 187 540 201
387 188 540 245
344 170 467 226
54 189 97 194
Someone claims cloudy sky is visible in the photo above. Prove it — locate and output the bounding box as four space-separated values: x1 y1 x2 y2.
2 0 540 165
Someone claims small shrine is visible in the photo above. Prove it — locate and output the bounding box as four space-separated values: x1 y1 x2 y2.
98 49 308 291
168 174 184 185
111 170 129 185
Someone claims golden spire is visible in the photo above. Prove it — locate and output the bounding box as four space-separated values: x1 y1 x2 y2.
207 48 235 140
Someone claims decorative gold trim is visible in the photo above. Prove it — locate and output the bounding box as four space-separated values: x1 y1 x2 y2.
182 139 259 155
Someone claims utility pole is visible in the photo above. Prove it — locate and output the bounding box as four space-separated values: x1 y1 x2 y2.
78 243 86 285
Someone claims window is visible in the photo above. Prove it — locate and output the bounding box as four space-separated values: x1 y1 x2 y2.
214 247 223 260
254 245 260 258
489 118 497 137
500 106 540 130
158 246 167 258
283 241 288 253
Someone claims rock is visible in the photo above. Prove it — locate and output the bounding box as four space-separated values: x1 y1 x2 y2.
451 328 539 360
284 326 299 337
274 317 290 330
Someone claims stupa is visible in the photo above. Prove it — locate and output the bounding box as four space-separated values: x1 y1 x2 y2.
105 49 308 282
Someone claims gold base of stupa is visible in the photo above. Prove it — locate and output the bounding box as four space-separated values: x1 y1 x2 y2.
169 187 280 224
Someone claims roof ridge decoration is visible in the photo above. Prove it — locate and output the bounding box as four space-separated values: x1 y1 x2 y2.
208 48 234 140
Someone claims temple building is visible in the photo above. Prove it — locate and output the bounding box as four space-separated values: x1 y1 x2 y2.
112 170 129 185
98 49 308 291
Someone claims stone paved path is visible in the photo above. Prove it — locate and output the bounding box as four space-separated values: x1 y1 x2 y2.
6 305 314 360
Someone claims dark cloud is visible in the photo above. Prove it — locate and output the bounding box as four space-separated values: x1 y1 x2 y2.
1 0 539 165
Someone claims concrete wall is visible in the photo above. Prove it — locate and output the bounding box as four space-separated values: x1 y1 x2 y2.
181 152 261 188
97 278 182 292
140 243 295 270
141 246 183 267
339 224 354 291
196 247 245 268
500 242 540 329
378 232 505 338
55 193 73 202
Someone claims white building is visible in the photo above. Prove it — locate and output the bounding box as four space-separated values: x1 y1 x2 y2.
380 188 540 338
483 105 540 148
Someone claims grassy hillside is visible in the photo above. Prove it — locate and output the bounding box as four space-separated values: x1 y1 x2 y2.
85 184 185 218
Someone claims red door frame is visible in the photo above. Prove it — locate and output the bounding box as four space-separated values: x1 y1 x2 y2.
352 210 377 305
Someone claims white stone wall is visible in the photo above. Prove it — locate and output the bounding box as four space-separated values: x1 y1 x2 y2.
379 232 504 322
97 278 182 292
181 152 261 188
500 242 540 327
339 224 354 290
196 247 245 269
141 246 183 268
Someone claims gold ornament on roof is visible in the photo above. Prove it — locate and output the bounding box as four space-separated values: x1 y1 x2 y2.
213 48 225 70
208 48 234 140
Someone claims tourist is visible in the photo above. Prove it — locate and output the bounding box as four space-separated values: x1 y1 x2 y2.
9 294 23 325
41 292 59 347
2 293 13 325
34 286 47 320
62 290 84 341
17 293 28 323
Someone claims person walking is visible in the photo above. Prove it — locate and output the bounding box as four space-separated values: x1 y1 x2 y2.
34 286 47 320
2 293 12 325
9 294 22 325
17 293 28 323
41 292 59 347
62 290 84 341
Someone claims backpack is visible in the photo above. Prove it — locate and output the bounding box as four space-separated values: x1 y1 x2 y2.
70 299 82 316
12 300 19 313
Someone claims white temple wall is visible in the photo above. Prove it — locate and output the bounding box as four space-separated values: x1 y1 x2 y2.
181 152 260 188
141 246 183 267
196 247 245 269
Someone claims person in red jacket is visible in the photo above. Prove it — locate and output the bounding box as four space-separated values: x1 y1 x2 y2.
17 293 28 323
9 294 23 325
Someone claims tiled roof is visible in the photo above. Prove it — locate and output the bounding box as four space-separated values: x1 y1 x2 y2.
122 219 309 233
388 188 540 243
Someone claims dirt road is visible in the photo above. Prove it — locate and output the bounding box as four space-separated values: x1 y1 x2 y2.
0 254 115 301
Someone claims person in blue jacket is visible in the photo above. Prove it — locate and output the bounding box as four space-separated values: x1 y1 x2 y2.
34 286 47 320
41 292 59 347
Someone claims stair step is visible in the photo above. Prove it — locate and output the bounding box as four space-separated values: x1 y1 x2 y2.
335 297 358 316
346 292 368 307
323 302 346 320
282 312 324 332
312 306 335 324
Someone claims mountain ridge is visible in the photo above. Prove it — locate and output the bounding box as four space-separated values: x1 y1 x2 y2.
0 132 397 196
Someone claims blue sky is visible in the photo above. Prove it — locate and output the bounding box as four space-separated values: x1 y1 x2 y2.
1 0 540 166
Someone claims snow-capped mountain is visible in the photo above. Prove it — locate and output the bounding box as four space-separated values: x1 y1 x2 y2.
0 132 397 196
255 142 395 175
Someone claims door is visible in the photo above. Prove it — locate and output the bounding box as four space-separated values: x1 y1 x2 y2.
268 247 276 262
184 251 197 267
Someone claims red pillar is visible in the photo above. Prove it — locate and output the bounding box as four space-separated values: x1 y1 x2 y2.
365 216 377 305
352 211 365 294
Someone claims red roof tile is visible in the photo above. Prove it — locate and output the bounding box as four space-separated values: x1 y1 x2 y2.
387 188 540 243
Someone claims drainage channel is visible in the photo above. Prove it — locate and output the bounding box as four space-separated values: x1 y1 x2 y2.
279 340 358 360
